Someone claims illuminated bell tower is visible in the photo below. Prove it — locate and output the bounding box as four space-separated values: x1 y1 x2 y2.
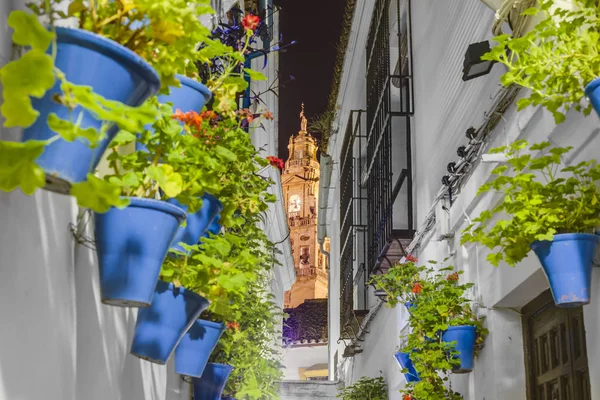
283 104 329 309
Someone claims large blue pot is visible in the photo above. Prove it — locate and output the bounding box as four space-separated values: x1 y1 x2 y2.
203 215 222 239
131 281 210 364
193 363 234 400
22 27 160 194
394 351 420 383
585 78 600 119
175 319 225 377
531 233 600 307
168 194 223 254
442 325 476 374
95 198 186 307
136 74 212 152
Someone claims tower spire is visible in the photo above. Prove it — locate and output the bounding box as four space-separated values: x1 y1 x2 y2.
299 103 308 133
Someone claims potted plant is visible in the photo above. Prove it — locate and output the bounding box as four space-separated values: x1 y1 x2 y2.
337 376 387 400
0 9 160 195
394 350 420 383
193 363 234 400
461 140 600 306
369 254 420 311
482 0 600 123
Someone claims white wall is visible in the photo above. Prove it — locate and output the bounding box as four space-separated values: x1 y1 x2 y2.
325 0 600 398
282 345 328 381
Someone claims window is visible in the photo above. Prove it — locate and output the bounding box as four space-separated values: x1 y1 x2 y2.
289 194 301 213
300 246 310 265
523 290 591 399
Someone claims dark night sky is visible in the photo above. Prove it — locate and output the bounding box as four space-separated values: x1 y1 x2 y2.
277 0 347 159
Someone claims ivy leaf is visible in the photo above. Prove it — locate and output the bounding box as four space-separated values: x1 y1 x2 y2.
0 51 55 127
71 174 129 213
8 10 54 51
0 140 46 195
146 164 183 197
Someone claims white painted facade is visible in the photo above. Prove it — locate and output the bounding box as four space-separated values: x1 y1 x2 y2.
0 1 294 399
281 345 328 381
322 1 600 399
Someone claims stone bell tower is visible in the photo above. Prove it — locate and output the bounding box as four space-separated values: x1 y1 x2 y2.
283 104 329 309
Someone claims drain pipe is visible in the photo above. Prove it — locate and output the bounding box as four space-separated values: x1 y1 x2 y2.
317 152 333 380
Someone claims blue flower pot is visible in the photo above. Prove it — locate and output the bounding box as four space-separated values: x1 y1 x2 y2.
193 363 234 400
131 281 210 364
136 74 212 152
203 215 222 239
394 351 420 382
404 301 415 312
95 198 186 307
22 27 160 194
168 194 223 254
531 233 600 307
585 78 600 119
175 319 225 378
442 325 476 374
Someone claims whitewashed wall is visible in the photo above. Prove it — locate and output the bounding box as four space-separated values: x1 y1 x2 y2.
281 345 328 381
325 0 600 399
0 1 293 399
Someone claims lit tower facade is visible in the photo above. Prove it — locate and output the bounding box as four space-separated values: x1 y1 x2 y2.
283 105 329 309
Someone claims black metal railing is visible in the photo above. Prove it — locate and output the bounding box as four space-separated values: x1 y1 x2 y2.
339 110 368 330
364 0 414 276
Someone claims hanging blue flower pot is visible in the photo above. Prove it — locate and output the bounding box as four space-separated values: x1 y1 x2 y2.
442 325 476 374
136 74 213 152
131 281 210 364
175 319 225 378
168 193 223 254
22 27 160 194
193 363 234 400
202 215 222 239
531 233 600 307
394 352 420 382
585 78 600 119
404 301 415 312
95 198 186 307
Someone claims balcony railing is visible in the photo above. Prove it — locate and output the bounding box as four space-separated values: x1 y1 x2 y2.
289 215 317 227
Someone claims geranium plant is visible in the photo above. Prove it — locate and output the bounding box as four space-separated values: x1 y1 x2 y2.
337 376 387 400
482 0 600 123
461 140 600 266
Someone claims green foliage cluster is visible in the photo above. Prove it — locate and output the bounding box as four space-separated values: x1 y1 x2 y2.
483 0 600 124
337 376 387 400
461 140 600 267
370 260 487 400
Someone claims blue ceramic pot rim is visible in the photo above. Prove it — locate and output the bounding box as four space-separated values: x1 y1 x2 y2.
531 233 600 250
55 27 160 90
196 319 225 330
124 197 187 223
160 281 210 309
584 77 600 97
174 74 213 104
207 363 234 372
445 325 476 332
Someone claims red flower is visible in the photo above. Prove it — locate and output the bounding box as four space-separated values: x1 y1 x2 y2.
242 14 260 31
405 254 418 263
411 282 422 294
267 156 284 170
447 272 459 282
226 321 240 330
403 395 413 400
263 110 274 120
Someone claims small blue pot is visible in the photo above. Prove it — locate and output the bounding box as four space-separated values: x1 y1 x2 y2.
95 198 186 307
131 281 210 364
585 78 600 119
404 301 415 312
442 325 476 374
531 233 600 307
193 363 234 400
168 194 223 254
394 351 420 382
175 319 225 378
22 28 160 194
136 74 212 152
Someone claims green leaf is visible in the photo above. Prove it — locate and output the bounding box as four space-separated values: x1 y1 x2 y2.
146 164 183 197
110 130 137 146
0 50 55 127
521 7 540 16
0 140 46 195
47 113 101 145
8 10 54 51
214 145 238 162
243 68 267 81
71 174 129 213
